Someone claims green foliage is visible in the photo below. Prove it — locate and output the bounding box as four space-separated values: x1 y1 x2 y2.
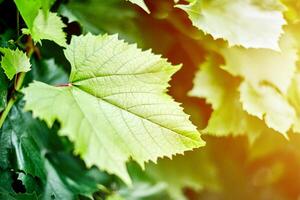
14 0 42 29
22 10 66 47
146 148 220 200
2 0 300 199
177 0 286 49
23 33 204 184
0 47 31 80
0 70 8 112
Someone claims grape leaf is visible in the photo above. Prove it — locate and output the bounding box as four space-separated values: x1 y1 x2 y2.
0 102 46 181
14 0 41 30
127 0 149 13
220 34 297 134
23 33 204 184
1 99 109 199
177 0 286 49
14 0 56 29
30 58 68 85
0 70 8 112
0 48 31 80
188 59 230 110
240 82 295 135
189 58 265 140
0 189 39 200
42 160 74 200
0 170 14 193
22 10 67 47
221 34 298 94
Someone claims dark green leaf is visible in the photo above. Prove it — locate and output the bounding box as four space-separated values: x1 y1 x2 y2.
30 58 68 85
0 63 9 112
1 100 110 199
0 102 46 181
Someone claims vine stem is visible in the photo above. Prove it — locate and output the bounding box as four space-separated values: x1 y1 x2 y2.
0 98 16 128
0 72 26 128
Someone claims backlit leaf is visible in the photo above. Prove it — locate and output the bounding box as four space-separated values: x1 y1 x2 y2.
177 0 286 49
22 10 67 47
240 82 295 135
23 33 204 184
0 48 31 80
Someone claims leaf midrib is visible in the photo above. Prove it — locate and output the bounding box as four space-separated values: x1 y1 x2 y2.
71 86 201 145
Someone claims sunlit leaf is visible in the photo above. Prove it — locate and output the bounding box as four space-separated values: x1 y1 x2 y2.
190 58 265 140
0 48 31 80
177 0 286 49
221 34 298 94
23 33 204 184
22 10 67 47
240 82 295 135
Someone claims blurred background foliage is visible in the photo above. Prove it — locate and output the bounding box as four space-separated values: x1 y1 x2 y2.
1 0 300 199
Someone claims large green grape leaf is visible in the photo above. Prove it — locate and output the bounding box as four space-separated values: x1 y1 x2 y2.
127 0 149 13
22 10 66 47
0 48 31 80
177 0 286 49
189 58 265 140
23 33 204 184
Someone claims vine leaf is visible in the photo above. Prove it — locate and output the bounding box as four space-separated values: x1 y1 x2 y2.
0 70 8 112
220 34 297 134
0 103 46 182
0 48 31 80
240 82 295 135
177 0 286 49
22 10 67 47
14 0 41 30
127 0 149 13
221 35 298 94
189 58 265 141
14 0 56 29
23 33 204 184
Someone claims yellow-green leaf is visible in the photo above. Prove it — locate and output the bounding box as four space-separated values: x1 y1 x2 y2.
22 10 66 47
240 82 295 135
23 33 204 184
0 48 31 80
189 58 265 139
177 0 286 49
221 34 297 94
